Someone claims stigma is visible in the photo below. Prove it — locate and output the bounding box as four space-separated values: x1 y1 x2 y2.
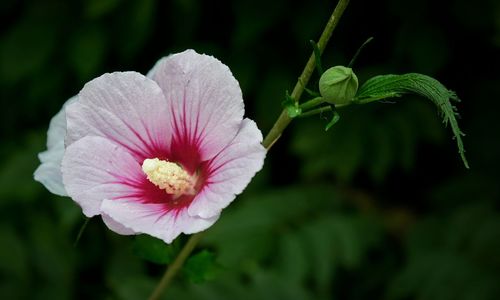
142 158 196 196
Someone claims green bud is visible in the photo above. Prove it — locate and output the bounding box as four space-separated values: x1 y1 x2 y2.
319 66 359 105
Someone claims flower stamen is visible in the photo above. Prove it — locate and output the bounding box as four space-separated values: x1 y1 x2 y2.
142 158 195 196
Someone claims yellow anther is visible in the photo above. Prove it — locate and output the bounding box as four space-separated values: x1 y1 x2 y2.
142 158 195 196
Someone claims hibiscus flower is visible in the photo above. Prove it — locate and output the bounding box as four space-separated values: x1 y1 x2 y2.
34 50 266 243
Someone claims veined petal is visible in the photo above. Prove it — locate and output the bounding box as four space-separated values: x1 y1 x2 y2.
61 136 144 217
101 200 219 244
149 50 244 161
102 213 135 235
34 96 77 196
188 119 266 218
34 146 66 196
65 72 171 160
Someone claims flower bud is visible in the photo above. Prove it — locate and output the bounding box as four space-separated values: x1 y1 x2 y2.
319 66 358 105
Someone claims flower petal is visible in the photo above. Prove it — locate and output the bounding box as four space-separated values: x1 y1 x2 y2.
188 119 266 218
102 213 136 235
101 200 218 244
34 146 66 196
149 49 244 160
61 136 143 217
65 72 170 160
34 96 77 196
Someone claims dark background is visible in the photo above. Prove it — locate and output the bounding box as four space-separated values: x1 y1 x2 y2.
1 0 500 299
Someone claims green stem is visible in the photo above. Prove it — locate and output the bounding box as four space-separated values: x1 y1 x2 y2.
73 218 90 247
147 233 203 300
300 97 324 111
147 1 351 298
298 106 332 118
353 93 400 105
262 0 351 149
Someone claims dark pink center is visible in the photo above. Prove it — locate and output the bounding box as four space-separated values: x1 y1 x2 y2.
133 137 209 214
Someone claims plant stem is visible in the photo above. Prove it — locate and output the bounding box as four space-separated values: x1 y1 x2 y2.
73 217 90 247
147 1 351 298
298 106 332 118
148 233 203 300
300 97 324 111
262 0 351 149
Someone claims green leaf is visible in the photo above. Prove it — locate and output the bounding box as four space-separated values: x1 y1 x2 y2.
283 91 302 118
324 108 340 131
287 105 302 118
133 234 179 264
183 250 220 284
355 73 469 168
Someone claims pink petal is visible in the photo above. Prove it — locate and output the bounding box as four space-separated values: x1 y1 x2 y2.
65 72 171 160
149 50 244 161
34 96 77 196
188 119 266 218
61 136 144 217
101 200 218 244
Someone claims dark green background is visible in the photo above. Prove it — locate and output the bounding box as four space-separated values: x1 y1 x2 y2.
1 0 499 299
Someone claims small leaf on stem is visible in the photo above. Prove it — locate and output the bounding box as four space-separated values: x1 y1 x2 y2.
325 107 341 131
283 91 302 118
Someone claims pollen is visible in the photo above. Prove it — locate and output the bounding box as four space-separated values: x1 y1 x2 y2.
142 158 195 196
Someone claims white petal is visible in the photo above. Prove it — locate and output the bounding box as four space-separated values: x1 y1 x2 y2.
34 96 77 196
102 213 136 235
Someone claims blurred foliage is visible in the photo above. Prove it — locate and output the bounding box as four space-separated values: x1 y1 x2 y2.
133 234 180 265
1 0 500 299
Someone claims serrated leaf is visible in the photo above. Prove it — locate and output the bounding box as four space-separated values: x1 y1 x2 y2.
355 73 469 168
183 250 219 284
133 234 178 264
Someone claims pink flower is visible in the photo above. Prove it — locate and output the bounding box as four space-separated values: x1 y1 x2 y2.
34 50 266 243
